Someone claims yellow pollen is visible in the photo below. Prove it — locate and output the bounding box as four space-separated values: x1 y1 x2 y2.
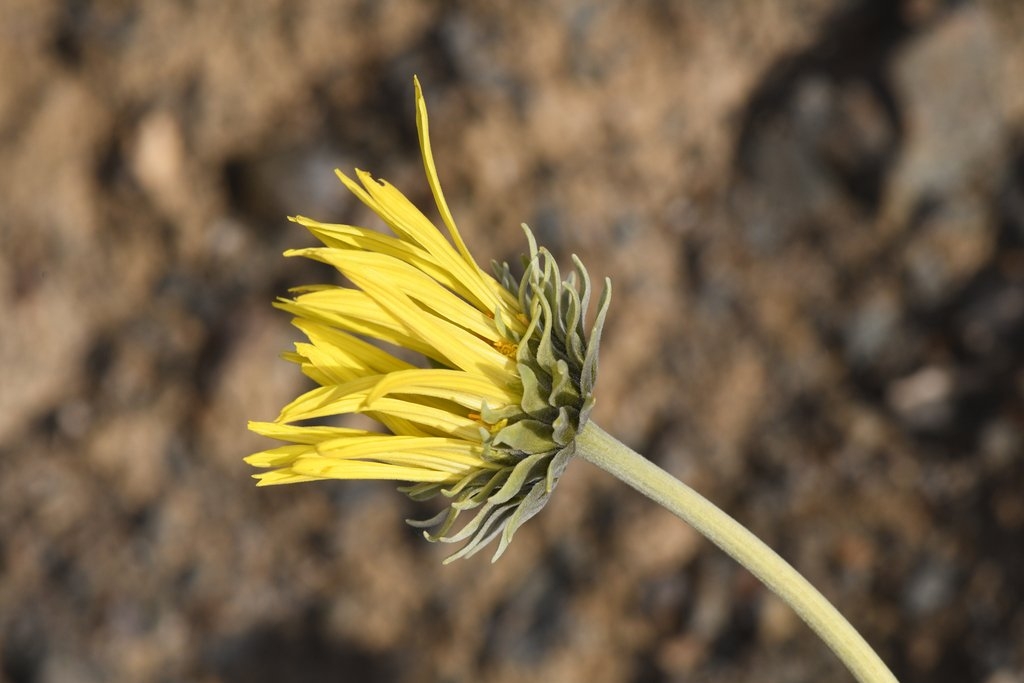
467 413 507 435
493 339 518 358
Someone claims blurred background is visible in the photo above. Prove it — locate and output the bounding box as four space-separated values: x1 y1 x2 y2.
2 1 1023 681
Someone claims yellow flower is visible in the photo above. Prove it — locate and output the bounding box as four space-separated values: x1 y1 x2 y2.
246 77 610 561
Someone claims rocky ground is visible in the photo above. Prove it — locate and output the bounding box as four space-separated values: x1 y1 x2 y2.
2 1 1023 682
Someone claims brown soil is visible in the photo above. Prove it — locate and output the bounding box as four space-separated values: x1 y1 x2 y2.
2 2 1023 682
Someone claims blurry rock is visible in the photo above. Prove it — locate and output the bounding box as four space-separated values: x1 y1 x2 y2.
886 6 1005 302
844 287 904 368
985 669 1024 683
223 145 353 232
904 560 955 617
87 411 173 510
903 197 995 305
958 284 1024 357
980 418 1021 471
657 634 708 677
887 6 1005 213
132 110 188 219
886 365 954 430
992 489 1024 530
758 593 800 644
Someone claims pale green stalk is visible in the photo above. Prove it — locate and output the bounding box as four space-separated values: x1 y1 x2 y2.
575 422 898 683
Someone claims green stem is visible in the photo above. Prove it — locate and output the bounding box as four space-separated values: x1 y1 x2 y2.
575 422 898 683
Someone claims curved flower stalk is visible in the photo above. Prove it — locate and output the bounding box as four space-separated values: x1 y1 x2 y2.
245 77 610 562
247 78 899 683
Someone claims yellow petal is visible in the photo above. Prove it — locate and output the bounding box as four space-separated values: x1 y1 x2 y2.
367 396 483 441
364 367 518 408
325 251 515 381
313 436 490 472
275 290 441 363
275 381 483 442
253 470 321 486
333 168 495 313
292 247 502 343
292 318 413 383
414 76 476 275
290 457 457 482
248 421 377 444
275 377 379 423
244 444 311 468
292 216 481 303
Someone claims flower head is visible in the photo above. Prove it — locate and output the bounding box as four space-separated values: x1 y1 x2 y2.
246 77 610 561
